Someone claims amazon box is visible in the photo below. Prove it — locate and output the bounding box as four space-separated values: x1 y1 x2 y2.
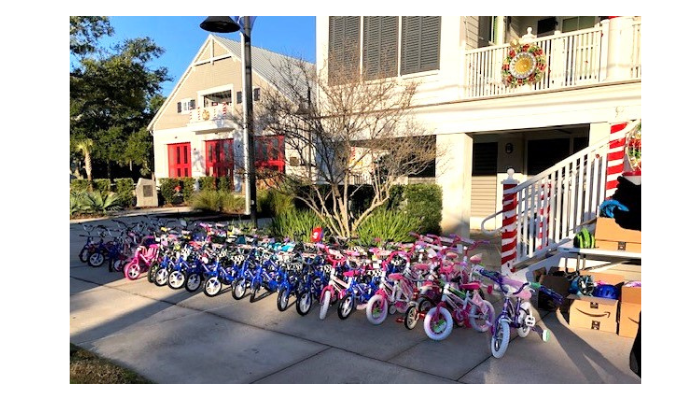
594 217 641 253
618 285 641 338
568 294 619 333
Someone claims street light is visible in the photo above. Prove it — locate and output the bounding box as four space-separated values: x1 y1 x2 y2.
200 16 258 228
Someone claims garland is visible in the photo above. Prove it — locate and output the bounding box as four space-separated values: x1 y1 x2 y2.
502 40 547 88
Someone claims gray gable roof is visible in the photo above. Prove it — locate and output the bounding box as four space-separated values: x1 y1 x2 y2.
213 35 315 102
148 34 315 132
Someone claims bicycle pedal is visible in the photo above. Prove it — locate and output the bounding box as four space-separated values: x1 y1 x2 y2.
525 315 536 327
395 317 404 323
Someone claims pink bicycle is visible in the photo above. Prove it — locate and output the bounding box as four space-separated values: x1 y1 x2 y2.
365 243 433 325
123 236 166 281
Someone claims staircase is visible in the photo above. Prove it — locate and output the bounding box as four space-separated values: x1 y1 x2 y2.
481 121 640 279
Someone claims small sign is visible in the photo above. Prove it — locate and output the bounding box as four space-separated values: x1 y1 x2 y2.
592 321 600 330
143 185 153 197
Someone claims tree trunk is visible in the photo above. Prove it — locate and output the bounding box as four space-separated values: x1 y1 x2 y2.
84 149 93 191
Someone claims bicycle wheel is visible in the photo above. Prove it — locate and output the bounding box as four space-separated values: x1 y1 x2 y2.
204 277 222 297
168 270 186 290
517 302 534 338
365 294 388 325
88 252 105 268
338 293 355 320
147 263 160 283
469 300 496 333
232 278 247 300
277 288 291 312
296 290 312 316
249 282 260 303
423 307 453 341
319 291 331 320
404 305 419 330
79 247 90 263
491 318 511 359
124 262 141 281
155 268 169 287
185 272 202 293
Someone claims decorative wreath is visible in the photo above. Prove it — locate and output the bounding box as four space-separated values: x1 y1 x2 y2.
202 109 211 121
626 122 641 172
502 40 547 88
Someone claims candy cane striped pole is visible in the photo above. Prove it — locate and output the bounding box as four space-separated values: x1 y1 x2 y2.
501 168 520 274
606 122 629 198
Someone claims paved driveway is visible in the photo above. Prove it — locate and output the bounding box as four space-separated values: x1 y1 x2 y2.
69 217 641 384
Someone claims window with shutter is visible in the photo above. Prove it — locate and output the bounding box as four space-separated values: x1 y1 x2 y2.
329 16 360 84
253 88 260 101
401 16 441 75
363 16 398 79
236 91 242 104
189 99 195 109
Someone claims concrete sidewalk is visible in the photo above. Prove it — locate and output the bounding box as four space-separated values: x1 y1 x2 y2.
69 219 641 384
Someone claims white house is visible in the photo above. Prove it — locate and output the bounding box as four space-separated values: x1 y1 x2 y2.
316 16 641 248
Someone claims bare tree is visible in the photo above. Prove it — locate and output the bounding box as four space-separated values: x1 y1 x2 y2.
258 52 440 238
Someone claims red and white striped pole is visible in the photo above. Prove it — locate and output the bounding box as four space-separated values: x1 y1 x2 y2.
501 168 519 275
606 121 633 198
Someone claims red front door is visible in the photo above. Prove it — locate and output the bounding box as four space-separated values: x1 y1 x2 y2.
168 143 191 178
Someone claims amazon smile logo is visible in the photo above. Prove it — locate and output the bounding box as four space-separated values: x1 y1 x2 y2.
575 309 611 319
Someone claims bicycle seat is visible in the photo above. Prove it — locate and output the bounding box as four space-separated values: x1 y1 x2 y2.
343 250 360 257
388 273 404 280
413 263 429 271
459 282 481 291
343 270 361 278
469 254 482 264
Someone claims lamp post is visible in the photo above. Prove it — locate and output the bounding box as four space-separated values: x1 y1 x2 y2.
200 16 258 228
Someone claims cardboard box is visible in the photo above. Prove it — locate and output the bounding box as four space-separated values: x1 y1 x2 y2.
567 271 624 333
537 272 571 311
568 295 619 333
618 285 641 338
594 217 642 253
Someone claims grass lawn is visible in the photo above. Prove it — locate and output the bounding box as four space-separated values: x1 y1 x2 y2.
70 343 152 384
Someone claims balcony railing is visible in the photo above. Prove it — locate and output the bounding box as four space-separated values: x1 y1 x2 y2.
188 104 237 133
464 22 641 99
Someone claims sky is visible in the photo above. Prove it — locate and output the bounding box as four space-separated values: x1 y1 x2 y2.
99 16 316 97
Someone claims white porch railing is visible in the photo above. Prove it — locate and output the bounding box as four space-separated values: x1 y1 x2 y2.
465 24 638 99
189 104 235 124
631 21 642 79
485 127 634 268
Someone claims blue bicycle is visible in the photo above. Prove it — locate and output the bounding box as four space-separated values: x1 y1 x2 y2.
231 248 259 300
202 250 240 297
295 255 327 316
248 252 284 302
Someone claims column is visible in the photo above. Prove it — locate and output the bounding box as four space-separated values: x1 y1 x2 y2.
436 133 473 240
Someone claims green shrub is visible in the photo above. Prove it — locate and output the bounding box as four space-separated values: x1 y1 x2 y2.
80 191 122 214
403 184 442 234
159 178 179 205
356 209 422 246
70 179 91 193
256 188 271 215
93 179 112 196
269 209 323 242
271 190 294 216
218 176 231 192
191 190 222 212
70 191 87 217
221 192 245 214
181 177 196 203
199 176 217 191
115 178 135 208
